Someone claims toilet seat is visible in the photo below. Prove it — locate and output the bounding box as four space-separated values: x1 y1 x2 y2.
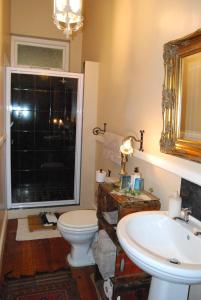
58 209 98 231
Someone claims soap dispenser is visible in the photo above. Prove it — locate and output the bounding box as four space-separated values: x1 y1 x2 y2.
130 167 140 191
168 191 182 218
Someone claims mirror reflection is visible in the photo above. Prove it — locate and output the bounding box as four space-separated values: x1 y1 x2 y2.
180 52 201 141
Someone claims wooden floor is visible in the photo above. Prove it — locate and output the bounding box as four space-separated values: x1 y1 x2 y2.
1 219 99 300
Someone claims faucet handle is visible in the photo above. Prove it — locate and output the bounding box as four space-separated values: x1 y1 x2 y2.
182 207 192 214
182 207 192 222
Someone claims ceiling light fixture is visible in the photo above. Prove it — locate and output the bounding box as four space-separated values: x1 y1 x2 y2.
53 0 83 38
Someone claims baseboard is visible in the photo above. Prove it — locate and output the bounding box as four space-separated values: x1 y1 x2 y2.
7 205 85 219
91 203 97 210
7 203 98 219
0 210 8 274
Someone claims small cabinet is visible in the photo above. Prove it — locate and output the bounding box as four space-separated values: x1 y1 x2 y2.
96 183 161 299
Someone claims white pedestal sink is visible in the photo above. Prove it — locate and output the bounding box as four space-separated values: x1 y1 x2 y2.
117 211 201 300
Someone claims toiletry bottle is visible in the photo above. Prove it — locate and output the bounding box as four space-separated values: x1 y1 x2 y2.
168 191 182 218
130 167 140 190
134 178 144 191
96 169 106 182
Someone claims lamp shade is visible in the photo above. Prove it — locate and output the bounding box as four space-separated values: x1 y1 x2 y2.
120 137 134 155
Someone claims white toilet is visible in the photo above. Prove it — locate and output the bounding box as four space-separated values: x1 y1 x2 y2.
57 209 98 267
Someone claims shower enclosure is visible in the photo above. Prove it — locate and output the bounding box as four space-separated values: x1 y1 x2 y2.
6 67 83 208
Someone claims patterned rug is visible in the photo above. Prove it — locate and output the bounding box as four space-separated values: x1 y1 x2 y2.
1 269 80 300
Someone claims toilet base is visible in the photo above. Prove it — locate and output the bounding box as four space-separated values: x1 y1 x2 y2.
57 210 98 268
67 250 95 267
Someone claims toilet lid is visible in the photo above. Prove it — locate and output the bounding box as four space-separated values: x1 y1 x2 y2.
58 210 98 228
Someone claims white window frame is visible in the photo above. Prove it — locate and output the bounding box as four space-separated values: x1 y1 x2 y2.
11 35 69 71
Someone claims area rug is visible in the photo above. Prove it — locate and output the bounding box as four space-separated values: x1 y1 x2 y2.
1 269 81 300
16 218 61 241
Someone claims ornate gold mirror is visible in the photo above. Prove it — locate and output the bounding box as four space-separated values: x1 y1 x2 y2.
160 29 201 163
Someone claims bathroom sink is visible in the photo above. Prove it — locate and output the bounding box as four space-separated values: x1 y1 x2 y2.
117 211 201 300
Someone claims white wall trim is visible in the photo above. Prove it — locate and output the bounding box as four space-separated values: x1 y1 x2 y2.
134 150 201 186
7 205 82 219
0 210 8 273
96 134 201 186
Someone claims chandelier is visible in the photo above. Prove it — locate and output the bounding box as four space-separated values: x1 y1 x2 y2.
53 0 83 38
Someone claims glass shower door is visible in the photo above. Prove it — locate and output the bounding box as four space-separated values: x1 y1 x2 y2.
6 68 83 208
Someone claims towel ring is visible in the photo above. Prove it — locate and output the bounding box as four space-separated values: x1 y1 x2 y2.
93 123 107 135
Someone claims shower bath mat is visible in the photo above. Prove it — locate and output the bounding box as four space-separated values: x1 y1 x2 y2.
16 218 61 241
28 214 57 231
1 269 81 300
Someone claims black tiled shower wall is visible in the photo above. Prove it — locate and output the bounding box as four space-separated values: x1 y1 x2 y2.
11 73 78 203
180 178 201 221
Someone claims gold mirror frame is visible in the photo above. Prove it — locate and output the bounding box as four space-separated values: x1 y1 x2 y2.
160 29 201 163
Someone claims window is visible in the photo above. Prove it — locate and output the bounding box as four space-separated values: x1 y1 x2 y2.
11 36 69 71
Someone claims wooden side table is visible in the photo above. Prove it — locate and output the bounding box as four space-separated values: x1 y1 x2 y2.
95 183 161 299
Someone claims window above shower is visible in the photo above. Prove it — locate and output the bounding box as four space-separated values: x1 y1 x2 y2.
6 68 83 208
11 36 69 71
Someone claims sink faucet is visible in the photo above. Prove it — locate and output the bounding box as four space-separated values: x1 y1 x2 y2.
174 208 192 223
194 231 201 236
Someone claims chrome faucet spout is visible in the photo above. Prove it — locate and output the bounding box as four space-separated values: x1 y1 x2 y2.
174 216 189 223
173 208 192 223
194 231 201 236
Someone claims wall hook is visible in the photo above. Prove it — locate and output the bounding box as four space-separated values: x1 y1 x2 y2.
93 123 107 135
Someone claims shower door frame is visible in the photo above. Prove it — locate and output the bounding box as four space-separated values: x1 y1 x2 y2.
6 67 83 209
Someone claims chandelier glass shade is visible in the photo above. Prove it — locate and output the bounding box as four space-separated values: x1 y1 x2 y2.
119 131 145 175
53 0 83 38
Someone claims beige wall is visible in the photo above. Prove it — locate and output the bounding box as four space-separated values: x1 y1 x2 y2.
0 0 10 133
82 0 201 208
0 0 10 269
11 0 82 73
